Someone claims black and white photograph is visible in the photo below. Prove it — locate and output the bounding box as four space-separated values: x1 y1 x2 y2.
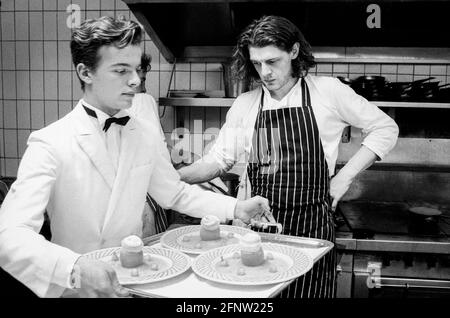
0 0 449 306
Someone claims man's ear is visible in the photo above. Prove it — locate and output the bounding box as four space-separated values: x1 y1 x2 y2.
290 42 300 60
76 63 93 86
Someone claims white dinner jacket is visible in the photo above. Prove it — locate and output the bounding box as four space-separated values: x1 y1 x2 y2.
0 101 236 297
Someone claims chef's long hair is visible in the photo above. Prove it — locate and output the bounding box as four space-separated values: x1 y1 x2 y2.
232 15 316 82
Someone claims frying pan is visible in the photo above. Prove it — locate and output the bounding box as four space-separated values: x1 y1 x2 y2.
409 82 450 101
384 77 436 101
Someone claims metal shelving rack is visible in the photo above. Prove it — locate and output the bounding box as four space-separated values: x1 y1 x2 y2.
159 98 450 109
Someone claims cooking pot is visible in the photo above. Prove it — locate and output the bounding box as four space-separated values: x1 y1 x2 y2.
354 75 386 84
222 63 250 98
437 86 450 102
351 75 387 101
337 76 353 86
384 82 413 101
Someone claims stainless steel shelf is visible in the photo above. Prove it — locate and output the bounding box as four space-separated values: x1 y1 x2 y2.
159 97 234 107
159 97 450 109
375 101 450 109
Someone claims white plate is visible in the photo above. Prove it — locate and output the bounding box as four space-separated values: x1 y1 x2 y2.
192 243 313 286
83 246 191 285
160 225 255 255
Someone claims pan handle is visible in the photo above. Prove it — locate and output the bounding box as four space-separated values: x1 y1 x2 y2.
411 76 435 85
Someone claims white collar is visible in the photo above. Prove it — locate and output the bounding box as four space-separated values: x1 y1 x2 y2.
81 99 129 129
261 77 302 106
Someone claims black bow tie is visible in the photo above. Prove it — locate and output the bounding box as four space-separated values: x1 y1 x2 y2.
83 105 130 132
103 116 130 132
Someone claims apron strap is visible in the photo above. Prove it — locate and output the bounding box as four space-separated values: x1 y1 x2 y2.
146 193 169 234
301 77 312 108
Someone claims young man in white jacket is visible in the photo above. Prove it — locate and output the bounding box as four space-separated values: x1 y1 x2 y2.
0 16 270 298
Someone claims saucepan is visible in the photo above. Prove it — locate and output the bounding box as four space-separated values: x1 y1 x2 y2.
351 76 387 101
384 77 436 101
437 86 450 102
409 82 450 101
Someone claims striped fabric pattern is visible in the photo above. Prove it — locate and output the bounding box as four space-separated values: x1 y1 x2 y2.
247 78 336 298
146 193 169 234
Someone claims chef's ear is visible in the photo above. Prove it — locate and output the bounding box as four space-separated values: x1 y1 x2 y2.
76 63 94 86
290 42 300 60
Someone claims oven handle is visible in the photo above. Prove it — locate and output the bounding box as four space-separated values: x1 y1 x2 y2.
368 276 450 290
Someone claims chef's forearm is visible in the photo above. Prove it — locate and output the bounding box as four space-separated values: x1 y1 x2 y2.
178 161 223 184
338 145 378 180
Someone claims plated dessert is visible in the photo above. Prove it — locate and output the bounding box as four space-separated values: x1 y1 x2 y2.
192 238 314 286
83 235 192 285
178 215 240 251
240 232 265 267
214 233 284 277
199 215 221 241
120 235 144 268
160 216 255 254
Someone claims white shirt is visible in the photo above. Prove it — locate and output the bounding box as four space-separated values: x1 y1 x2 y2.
128 93 232 208
82 100 130 172
128 94 162 135
204 75 399 177
128 94 161 236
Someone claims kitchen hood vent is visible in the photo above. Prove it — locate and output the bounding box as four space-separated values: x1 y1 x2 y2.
124 1 450 63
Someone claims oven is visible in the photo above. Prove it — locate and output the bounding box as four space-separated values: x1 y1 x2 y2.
352 251 450 298
335 194 450 298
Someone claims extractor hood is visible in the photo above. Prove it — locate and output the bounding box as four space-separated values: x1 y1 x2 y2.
124 0 450 63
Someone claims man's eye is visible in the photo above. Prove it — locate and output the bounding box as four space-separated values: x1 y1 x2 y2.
115 69 128 74
252 62 260 66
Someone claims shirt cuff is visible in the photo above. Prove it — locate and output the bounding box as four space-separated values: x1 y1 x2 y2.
361 141 384 161
224 196 238 221
202 152 231 173
52 249 82 289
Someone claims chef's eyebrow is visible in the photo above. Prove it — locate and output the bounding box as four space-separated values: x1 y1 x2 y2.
251 57 279 63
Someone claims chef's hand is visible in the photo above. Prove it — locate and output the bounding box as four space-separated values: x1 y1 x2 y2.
330 146 378 211
72 257 130 298
234 195 271 224
330 171 353 212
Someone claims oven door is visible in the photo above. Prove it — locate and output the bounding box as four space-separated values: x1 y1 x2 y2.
353 272 450 298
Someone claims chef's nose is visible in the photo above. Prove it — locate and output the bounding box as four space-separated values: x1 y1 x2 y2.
128 70 141 88
260 63 272 77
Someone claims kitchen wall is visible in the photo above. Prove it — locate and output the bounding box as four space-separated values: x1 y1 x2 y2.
1 0 450 177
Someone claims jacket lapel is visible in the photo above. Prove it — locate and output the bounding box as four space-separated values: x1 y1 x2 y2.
72 102 116 189
102 117 141 232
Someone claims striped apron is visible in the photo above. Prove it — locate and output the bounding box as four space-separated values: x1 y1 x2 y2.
146 194 169 234
247 78 336 298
